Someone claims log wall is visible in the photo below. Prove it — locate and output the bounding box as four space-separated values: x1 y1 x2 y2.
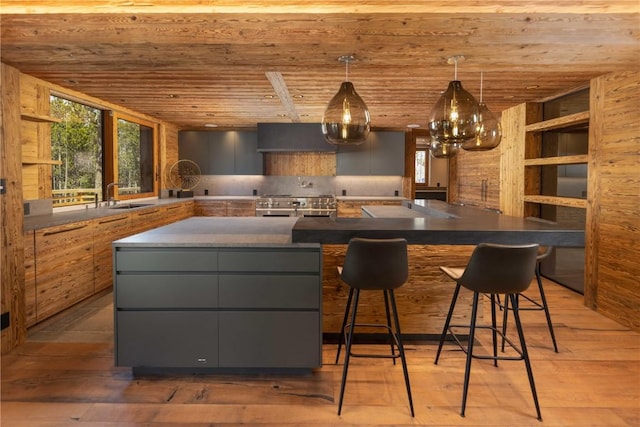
585 71 640 330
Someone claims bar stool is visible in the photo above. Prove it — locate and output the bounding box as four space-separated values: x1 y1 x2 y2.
434 242 542 421
336 237 414 417
501 245 559 352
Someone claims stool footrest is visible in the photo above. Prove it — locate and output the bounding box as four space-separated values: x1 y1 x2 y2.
446 323 525 362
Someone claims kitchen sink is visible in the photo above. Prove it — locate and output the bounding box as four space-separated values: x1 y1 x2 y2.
108 203 154 209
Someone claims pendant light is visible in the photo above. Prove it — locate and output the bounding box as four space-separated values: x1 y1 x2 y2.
462 72 502 151
428 55 480 153
322 54 371 145
429 138 460 159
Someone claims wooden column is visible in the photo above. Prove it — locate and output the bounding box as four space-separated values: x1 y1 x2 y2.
1 63 26 353
585 71 640 330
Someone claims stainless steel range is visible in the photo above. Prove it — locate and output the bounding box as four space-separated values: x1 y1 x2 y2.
256 194 336 218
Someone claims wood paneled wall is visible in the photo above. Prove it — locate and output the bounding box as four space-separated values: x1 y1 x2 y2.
449 141 501 209
264 152 336 176
323 244 477 335
1 63 26 353
585 71 640 330
498 103 542 217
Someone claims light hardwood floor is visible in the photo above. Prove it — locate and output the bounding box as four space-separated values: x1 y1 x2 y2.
2 279 639 426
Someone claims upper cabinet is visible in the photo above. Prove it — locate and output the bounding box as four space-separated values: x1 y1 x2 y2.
256 123 336 152
337 131 405 176
178 131 263 175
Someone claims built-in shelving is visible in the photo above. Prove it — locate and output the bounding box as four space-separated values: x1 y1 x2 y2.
22 159 63 166
20 113 61 123
525 110 589 133
524 154 588 166
523 195 587 209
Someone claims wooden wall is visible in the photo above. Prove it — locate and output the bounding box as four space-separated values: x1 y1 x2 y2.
1 63 27 353
264 152 336 176
449 142 501 209
585 71 640 330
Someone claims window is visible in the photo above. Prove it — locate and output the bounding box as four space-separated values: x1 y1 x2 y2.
104 111 158 201
50 96 158 207
50 96 103 207
114 116 156 197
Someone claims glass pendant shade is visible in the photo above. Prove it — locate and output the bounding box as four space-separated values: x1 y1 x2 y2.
429 139 460 159
322 81 371 145
461 102 502 151
428 80 480 146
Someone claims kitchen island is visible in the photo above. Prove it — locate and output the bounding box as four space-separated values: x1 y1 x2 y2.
113 217 322 373
291 200 584 338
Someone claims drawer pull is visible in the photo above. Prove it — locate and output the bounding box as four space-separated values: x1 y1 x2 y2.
137 209 161 216
98 216 128 225
43 223 87 236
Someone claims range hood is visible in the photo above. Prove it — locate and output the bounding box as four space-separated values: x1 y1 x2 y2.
257 123 337 152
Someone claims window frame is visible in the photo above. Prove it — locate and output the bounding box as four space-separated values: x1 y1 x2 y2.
104 110 159 202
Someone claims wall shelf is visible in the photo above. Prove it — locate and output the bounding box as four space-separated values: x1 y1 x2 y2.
524 195 587 209
525 110 589 133
22 159 63 165
20 113 62 123
524 154 588 166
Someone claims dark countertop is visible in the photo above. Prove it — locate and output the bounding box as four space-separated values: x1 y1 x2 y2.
292 200 585 247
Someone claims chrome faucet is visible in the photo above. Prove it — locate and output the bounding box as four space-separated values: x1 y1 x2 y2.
106 182 123 207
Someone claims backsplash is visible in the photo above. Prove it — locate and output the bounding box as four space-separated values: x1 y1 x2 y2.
178 175 404 197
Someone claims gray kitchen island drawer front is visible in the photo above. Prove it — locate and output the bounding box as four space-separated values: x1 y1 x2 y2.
219 274 319 309
116 274 218 308
218 249 319 272
116 311 219 368
116 249 218 272
219 311 321 368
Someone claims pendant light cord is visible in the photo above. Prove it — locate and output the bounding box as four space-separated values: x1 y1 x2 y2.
480 72 484 103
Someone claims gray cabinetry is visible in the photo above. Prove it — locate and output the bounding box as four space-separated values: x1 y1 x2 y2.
178 130 263 175
114 245 322 371
337 131 405 175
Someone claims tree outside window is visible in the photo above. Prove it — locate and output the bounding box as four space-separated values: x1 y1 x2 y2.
50 96 103 206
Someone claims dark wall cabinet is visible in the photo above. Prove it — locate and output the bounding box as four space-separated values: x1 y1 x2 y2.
256 123 337 152
179 131 263 175
337 131 405 175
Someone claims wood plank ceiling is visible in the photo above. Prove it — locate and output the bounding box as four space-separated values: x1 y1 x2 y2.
1 1 638 130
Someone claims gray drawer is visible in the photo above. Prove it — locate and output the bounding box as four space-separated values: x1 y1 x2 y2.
219 311 321 368
218 249 320 272
219 275 319 309
116 274 218 308
116 311 218 368
115 248 218 272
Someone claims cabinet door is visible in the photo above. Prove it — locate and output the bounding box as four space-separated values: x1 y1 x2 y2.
235 131 263 175
226 200 256 217
93 213 130 292
336 141 370 175
178 131 211 174
219 275 320 309
24 231 36 327
210 132 236 174
369 131 405 175
116 311 218 367
219 311 321 368
35 221 94 322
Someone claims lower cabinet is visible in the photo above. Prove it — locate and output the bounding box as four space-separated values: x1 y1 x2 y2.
35 221 94 322
337 199 403 217
114 246 322 371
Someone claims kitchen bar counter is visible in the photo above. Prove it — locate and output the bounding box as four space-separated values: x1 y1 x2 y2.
293 200 584 247
113 216 314 247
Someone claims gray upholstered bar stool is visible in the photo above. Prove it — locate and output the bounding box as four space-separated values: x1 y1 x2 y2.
434 243 542 421
500 244 559 352
335 237 414 417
